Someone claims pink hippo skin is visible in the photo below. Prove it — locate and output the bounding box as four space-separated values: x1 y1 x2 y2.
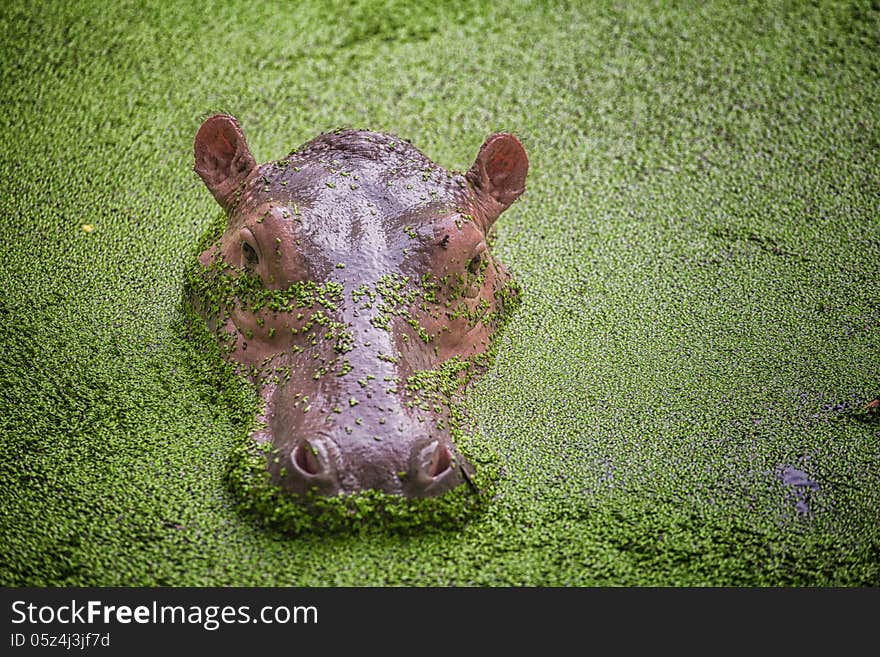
191 114 527 498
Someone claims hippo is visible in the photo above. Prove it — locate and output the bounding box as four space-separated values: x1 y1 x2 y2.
189 114 527 502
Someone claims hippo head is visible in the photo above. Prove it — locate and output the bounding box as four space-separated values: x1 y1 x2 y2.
190 114 527 500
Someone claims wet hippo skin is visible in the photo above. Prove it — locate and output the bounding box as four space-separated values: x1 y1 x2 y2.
191 114 527 499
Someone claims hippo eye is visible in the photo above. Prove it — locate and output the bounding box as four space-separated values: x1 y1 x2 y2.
242 242 259 267
467 252 484 275
239 228 260 270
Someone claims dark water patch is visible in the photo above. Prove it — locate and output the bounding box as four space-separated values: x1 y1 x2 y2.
777 464 820 516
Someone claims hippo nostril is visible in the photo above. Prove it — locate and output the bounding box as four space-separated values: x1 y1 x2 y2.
279 438 340 496
293 441 322 476
425 442 452 478
407 440 463 497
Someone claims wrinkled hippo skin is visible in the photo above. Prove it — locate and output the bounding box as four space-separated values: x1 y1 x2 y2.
190 114 527 499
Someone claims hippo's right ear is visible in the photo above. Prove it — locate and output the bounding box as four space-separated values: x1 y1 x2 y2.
194 114 257 210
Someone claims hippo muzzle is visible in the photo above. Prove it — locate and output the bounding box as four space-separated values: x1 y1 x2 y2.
253 331 468 499
189 114 528 501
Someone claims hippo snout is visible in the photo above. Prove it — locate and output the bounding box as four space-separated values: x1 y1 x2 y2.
276 432 463 499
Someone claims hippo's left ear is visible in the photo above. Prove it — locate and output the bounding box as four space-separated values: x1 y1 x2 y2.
466 132 529 223
194 114 257 211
